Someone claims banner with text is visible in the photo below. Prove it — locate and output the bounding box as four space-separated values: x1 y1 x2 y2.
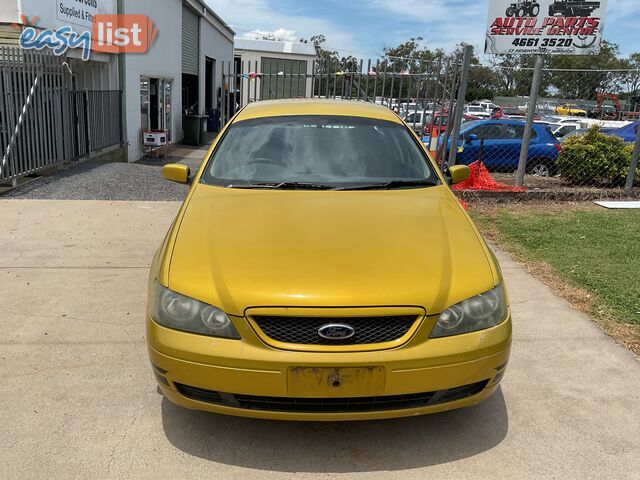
485 0 607 55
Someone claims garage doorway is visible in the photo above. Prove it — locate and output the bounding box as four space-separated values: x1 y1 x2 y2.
140 76 173 143
205 56 216 112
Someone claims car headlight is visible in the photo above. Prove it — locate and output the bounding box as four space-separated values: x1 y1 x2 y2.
430 284 508 338
150 281 240 339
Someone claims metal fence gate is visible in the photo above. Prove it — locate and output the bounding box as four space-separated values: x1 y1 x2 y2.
220 58 464 166
220 53 640 193
0 47 122 184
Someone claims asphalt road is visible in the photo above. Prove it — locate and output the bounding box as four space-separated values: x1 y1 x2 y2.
1 199 639 479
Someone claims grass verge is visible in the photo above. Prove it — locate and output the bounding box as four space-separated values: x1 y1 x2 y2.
472 204 640 356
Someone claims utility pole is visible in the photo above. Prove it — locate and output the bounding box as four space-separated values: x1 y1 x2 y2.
516 55 544 187
447 44 473 167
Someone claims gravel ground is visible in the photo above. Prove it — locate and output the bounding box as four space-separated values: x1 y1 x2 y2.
2 148 207 201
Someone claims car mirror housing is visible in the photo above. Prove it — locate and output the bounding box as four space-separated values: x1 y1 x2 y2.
163 164 190 184
466 133 478 144
448 165 470 185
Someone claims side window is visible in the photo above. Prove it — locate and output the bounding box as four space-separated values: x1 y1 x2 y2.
501 124 525 139
557 126 573 136
472 123 502 140
405 113 415 122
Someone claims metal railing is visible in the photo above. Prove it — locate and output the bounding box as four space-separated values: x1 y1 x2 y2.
220 53 639 194
0 47 122 184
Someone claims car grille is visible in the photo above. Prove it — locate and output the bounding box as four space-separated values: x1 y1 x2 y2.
174 380 489 413
251 315 418 345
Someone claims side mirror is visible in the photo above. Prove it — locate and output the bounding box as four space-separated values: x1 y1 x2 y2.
465 133 478 144
163 164 190 184
448 165 470 185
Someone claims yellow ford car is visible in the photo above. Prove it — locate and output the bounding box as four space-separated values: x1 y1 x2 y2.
147 99 511 421
555 104 587 117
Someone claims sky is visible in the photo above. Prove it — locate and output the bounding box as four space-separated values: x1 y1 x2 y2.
209 0 638 59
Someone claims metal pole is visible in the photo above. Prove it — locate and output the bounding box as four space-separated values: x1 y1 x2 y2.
516 54 544 187
625 124 640 192
447 44 473 167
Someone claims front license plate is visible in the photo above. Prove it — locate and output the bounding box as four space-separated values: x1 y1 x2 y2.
287 366 386 397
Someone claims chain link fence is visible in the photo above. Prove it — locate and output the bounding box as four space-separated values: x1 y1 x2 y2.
221 55 640 194
461 64 640 192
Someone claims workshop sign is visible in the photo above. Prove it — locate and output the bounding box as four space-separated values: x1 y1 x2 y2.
485 0 607 55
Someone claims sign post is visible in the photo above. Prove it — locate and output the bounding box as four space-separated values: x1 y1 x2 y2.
515 55 544 187
625 125 640 193
448 44 473 168
485 1 608 56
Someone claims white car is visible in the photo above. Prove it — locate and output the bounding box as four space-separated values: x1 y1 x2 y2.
463 105 491 118
400 109 433 132
476 101 499 112
552 123 583 139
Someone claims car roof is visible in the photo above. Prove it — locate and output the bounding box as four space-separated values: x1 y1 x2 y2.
233 99 403 124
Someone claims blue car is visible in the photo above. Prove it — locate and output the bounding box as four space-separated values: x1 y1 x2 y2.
442 119 561 176
611 121 639 143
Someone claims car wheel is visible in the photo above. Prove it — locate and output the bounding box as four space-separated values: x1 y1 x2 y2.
531 4 540 16
529 161 552 177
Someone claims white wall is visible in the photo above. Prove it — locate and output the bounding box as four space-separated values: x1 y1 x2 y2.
235 50 315 106
69 55 119 90
18 0 115 31
0 1 19 23
198 14 234 115
122 0 183 161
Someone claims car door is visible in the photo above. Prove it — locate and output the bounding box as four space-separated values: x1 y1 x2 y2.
485 124 529 171
457 122 503 165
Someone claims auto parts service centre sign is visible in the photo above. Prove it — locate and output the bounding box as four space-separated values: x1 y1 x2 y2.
485 0 607 55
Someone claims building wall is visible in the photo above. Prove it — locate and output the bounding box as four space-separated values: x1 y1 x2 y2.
198 14 234 115
0 2 19 23
235 50 315 106
121 0 183 161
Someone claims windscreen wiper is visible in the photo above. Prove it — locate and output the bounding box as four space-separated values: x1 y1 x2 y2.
227 181 336 190
337 179 438 191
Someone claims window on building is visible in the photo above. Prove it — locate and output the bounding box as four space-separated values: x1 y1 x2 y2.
260 57 307 100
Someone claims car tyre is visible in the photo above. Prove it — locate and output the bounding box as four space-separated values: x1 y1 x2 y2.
516 7 525 16
531 4 540 16
529 159 553 177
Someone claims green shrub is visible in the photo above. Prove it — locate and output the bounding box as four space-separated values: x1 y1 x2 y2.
557 126 633 185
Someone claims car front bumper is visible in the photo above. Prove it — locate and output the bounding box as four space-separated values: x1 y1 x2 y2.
147 314 511 421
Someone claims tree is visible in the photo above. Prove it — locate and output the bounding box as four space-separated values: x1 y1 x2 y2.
546 41 626 99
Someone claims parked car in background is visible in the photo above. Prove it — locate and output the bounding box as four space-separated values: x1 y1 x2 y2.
556 104 587 117
463 105 491 118
491 106 522 119
611 121 640 143
474 100 499 112
400 109 432 132
551 122 583 139
443 119 561 176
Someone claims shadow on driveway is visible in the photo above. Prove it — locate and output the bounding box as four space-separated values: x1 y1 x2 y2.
161 388 508 473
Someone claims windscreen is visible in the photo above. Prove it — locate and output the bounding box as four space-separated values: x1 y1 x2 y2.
201 115 437 188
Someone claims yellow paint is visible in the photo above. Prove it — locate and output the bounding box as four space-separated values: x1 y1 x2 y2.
146 99 512 420
448 165 470 184
162 163 190 183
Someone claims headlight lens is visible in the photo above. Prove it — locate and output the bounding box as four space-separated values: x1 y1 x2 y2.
150 281 240 339
430 284 508 338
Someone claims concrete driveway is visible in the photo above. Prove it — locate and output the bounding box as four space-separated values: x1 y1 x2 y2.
1 199 639 479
